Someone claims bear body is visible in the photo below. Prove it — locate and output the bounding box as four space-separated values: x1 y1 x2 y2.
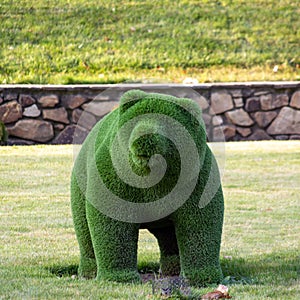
71 90 224 285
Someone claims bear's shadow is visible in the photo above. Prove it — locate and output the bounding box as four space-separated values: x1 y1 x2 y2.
47 264 79 277
47 262 160 277
47 253 298 287
47 257 258 284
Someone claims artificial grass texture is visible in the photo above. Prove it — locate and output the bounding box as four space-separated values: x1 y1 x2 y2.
71 90 224 285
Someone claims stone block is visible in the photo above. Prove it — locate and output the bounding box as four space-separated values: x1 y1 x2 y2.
4 93 18 101
0 101 22 123
223 125 236 140
52 125 88 144
23 104 41 117
290 90 300 109
19 95 36 107
260 93 288 110
212 116 223 126
229 89 243 98
211 90 234 114
233 97 244 108
77 111 97 130
245 97 261 112
72 108 83 123
253 111 277 128
225 108 254 126
38 95 59 108
82 101 118 117
54 124 65 131
7 119 54 142
274 94 289 107
241 88 253 98
196 95 209 111
260 94 273 110
267 107 300 135
248 129 273 141
63 95 87 109
43 107 69 124
213 125 236 141
236 127 252 137
202 114 211 126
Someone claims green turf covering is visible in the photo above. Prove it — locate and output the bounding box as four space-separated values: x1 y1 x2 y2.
71 90 224 286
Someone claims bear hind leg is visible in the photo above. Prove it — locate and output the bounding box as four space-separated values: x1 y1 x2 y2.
148 225 181 276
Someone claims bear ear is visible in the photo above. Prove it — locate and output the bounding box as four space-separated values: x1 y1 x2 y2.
119 90 147 113
176 97 202 119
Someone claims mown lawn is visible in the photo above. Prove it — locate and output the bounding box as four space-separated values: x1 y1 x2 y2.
0 141 299 299
0 0 299 84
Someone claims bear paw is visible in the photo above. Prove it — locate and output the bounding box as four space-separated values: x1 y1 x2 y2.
78 257 97 279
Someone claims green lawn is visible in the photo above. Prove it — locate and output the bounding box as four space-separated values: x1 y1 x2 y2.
0 0 299 84
0 141 299 299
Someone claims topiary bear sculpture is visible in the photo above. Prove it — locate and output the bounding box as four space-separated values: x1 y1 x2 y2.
71 90 224 286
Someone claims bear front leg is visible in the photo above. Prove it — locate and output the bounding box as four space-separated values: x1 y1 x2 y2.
173 188 224 286
71 174 97 279
148 225 180 276
86 201 140 283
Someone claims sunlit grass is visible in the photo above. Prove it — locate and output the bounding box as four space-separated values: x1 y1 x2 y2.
0 141 299 299
0 0 299 84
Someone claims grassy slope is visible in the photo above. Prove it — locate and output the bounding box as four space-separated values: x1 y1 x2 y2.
0 0 299 84
0 141 299 299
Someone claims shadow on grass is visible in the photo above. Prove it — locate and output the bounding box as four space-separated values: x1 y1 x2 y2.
221 252 299 285
221 257 258 285
138 261 160 274
47 264 78 277
47 252 299 286
47 262 160 278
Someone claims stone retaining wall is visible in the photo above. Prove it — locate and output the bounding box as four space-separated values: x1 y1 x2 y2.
0 82 299 145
